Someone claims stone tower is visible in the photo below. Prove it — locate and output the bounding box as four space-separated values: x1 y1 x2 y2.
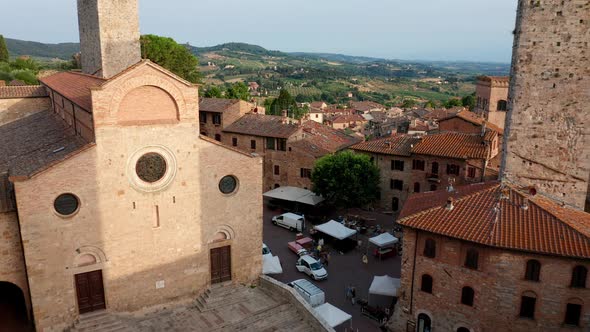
502 0 590 211
474 76 509 130
77 0 141 78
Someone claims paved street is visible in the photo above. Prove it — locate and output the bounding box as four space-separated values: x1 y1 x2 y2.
263 204 401 332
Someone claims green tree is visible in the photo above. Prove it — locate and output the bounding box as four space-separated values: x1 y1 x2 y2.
401 99 416 108
424 100 437 108
269 89 297 116
311 151 380 208
225 82 250 101
140 34 201 83
204 86 223 98
444 98 463 108
0 35 8 63
461 93 476 110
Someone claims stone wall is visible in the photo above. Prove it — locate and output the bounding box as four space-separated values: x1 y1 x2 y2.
0 212 31 317
0 98 49 126
77 0 141 78
390 228 590 332
502 0 590 211
13 63 263 331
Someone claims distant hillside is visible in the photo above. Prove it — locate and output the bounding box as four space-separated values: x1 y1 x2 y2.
191 42 284 57
289 52 381 64
5 38 79 60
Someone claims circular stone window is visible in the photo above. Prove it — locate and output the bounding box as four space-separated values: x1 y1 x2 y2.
136 152 167 183
54 193 80 216
219 175 238 194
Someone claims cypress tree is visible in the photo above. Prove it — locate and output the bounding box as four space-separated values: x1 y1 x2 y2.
0 35 9 62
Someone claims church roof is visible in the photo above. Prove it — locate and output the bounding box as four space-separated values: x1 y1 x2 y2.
223 114 300 138
40 71 106 111
0 110 90 178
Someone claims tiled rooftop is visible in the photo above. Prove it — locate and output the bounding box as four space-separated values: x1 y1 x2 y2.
199 98 241 113
40 71 106 111
290 120 361 157
0 85 48 99
350 135 419 157
0 110 89 177
223 114 300 138
398 182 590 259
439 110 504 134
412 132 492 159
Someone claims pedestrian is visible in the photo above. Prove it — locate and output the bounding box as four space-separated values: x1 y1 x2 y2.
346 284 352 300
351 286 356 305
325 252 330 266
319 238 324 247
362 254 368 265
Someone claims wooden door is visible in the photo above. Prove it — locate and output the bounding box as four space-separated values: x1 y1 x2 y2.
210 246 232 284
75 270 106 314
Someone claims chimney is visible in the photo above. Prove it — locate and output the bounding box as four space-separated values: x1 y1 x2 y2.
446 197 454 211
77 0 141 78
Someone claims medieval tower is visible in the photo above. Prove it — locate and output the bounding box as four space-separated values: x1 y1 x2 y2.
77 0 141 78
502 0 590 211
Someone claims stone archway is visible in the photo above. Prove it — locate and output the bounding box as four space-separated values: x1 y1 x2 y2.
0 281 28 331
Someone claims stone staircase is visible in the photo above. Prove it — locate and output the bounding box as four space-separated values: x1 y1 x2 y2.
218 302 314 332
69 310 135 332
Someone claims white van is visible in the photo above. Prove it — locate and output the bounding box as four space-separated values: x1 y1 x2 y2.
296 255 328 280
272 213 305 232
288 279 325 307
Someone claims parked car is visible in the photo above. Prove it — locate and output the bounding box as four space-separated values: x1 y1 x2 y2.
272 212 305 232
263 243 272 257
296 255 328 280
287 279 325 307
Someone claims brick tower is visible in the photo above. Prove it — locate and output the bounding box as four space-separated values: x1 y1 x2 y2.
502 0 590 211
77 0 141 78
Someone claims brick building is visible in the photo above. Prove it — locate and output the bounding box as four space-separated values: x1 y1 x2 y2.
390 1 590 331
473 76 509 130
0 1 263 330
198 97 257 141
222 115 359 191
351 129 500 215
390 182 590 332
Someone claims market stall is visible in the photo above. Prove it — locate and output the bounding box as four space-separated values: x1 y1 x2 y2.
369 233 400 259
314 302 352 328
263 187 325 206
313 220 358 252
368 275 400 307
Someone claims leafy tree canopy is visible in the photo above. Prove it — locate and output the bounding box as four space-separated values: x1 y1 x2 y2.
269 88 297 116
311 151 380 208
140 34 201 83
204 86 223 98
225 82 250 101
461 93 476 110
0 35 9 63
401 99 416 109
443 98 463 108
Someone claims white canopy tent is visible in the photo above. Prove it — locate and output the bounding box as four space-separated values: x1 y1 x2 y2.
314 302 352 328
262 255 283 275
368 275 400 307
314 220 357 240
369 233 399 248
263 186 325 206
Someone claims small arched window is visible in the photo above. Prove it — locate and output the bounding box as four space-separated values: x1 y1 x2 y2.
497 100 508 111
464 248 479 269
519 291 537 318
524 259 541 281
424 238 436 258
431 162 439 174
564 298 583 326
461 286 474 306
457 328 470 332
421 274 433 293
214 134 221 141
571 266 587 288
414 182 421 193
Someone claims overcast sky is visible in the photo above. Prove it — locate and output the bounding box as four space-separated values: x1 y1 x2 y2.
1 0 517 62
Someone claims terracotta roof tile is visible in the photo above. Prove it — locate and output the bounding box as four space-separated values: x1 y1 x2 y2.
290 121 361 157
412 132 491 159
332 114 365 124
0 85 48 99
199 98 241 113
350 101 384 112
40 71 106 111
0 110 89 177
398 182 590 259
351 135 419 156
223 114 299 138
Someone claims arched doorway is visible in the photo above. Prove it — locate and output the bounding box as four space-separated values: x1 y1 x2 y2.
0 281 28 331
417 313 432 332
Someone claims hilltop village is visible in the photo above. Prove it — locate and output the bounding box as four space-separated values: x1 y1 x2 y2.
0 1 588 332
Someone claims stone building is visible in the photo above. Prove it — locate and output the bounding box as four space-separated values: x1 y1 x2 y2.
351 130 500 215
390 182 590 332
198 97 257 141
389 1 590 331
222 115 359 191
502 0 590 212
0 1 263 331
0 85 50 126
473 76 509 130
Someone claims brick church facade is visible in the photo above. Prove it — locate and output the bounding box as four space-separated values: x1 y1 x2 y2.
0 1 263 331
